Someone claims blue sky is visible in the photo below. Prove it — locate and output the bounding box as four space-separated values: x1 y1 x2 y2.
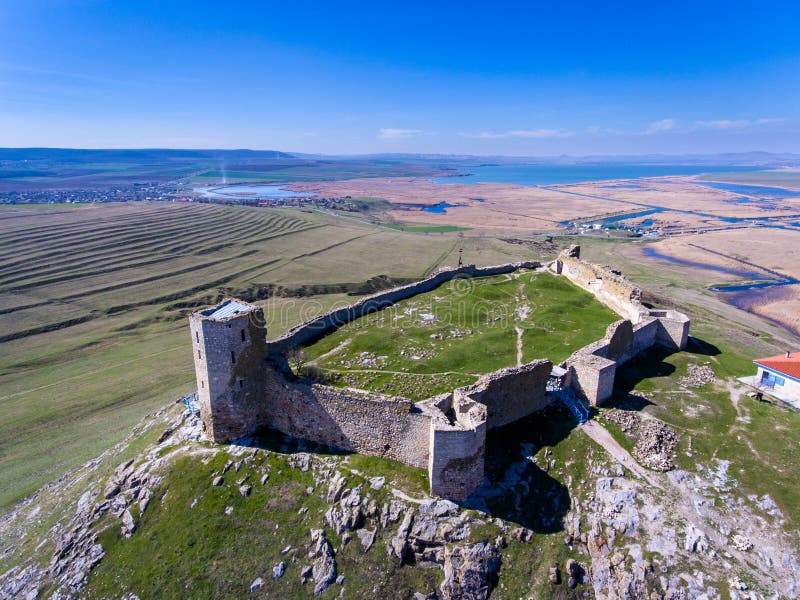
1 0 799 155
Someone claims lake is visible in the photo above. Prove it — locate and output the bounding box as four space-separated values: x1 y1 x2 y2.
431 164 761 186
196 185 315 200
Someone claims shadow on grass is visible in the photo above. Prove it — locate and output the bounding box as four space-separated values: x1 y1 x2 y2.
465 404 574 534
242 426 352 457
605 345 677 411
685 336 721 357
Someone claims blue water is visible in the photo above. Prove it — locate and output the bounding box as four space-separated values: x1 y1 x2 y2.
594 209 663 225
431 164 761 186
696 182 800 198
643 248 798 293
423 202 455 213
642 248 763 279
198 185 315 200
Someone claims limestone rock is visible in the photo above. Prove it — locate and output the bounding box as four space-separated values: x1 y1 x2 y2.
250 577 263 592
549 565 560 584
326 472 347 504
439 542 501 600
239 484 252 497
120 510 136 538
273 561 287 579
310 529 337 596
212 476 223 487
357 528 376 552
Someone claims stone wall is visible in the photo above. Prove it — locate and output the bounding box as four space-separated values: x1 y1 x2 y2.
261 368 433 468
556 250 646 323
265 261 540 355
564 311 690 405
454 360 552 429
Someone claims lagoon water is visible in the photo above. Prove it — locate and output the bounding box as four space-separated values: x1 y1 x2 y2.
197 185 314 200
431 164 760 186
694 181 800 198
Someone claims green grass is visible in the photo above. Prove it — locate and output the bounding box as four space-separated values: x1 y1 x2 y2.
84 442 441 599
302 271 619 400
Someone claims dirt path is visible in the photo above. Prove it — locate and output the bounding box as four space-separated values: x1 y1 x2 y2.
579 420 660 487
313 338 354 363
514 326 523 367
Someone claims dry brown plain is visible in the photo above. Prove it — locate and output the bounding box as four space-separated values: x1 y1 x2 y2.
289 177 624 232
630 228 800 335
290 176 800 235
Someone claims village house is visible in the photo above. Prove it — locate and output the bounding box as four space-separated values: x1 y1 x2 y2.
752 351 800 407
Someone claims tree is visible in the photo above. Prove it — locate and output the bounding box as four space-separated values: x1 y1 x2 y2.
286 347 308 375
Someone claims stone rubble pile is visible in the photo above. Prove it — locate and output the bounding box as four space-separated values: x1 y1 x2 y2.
679 364 716 388
632 419 678 472
601 410 678 472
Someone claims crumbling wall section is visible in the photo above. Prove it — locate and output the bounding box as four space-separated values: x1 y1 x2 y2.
455 359 552 429
426 396 487 501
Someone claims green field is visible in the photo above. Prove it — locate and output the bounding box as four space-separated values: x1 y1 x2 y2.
0 202 537 510
302 271 619 400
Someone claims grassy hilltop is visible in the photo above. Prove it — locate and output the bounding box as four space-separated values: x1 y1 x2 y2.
303 271 618 400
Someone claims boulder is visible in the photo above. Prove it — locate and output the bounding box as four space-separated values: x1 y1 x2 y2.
310 529 337 596
439 542 501 600
250 577 263 592
357 528 376 553
272 561 287 579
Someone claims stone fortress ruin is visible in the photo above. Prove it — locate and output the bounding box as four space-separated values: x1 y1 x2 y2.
189 246 689 501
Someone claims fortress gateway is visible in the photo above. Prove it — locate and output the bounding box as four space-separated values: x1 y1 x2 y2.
189 247 689 501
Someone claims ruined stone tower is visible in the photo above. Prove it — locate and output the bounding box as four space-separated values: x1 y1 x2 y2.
189 299 268 443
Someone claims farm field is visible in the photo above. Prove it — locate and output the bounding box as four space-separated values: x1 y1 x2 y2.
0 202 538 509
302 271 619 400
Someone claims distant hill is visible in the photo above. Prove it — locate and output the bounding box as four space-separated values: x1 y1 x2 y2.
0 148 296 163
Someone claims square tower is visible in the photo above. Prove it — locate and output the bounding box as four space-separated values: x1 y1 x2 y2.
189 299 268 442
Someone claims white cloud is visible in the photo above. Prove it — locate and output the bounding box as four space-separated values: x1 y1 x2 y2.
643 118 676 135
460 128 573 139
586 126 625 135
695 117 786 130
378 128 425 140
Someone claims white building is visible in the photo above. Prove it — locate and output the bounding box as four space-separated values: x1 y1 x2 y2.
753 351 800 407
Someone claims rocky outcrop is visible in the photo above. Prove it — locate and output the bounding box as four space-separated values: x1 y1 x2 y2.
309 529 337 596
439 542 501 600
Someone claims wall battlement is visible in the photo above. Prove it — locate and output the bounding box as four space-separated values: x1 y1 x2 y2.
189 249 689 501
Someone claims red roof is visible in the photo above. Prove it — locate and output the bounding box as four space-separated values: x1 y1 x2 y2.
754 352 800 380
